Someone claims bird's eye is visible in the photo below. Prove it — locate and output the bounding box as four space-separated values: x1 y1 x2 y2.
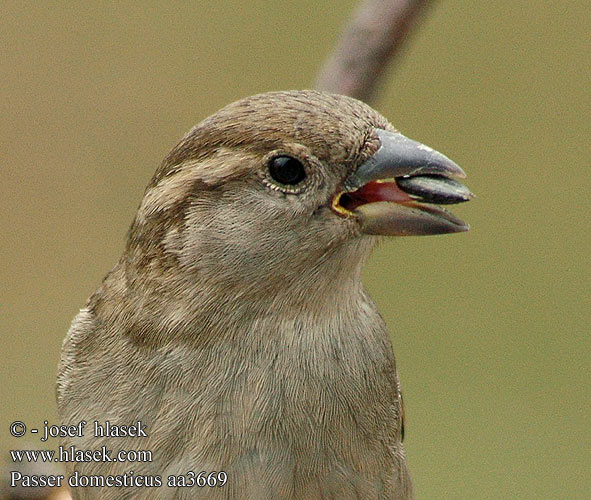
268 156 306 186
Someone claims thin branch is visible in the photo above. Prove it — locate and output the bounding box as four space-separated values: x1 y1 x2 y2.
315 0 433 104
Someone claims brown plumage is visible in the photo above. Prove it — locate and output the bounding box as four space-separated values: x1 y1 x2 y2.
57 90 471 499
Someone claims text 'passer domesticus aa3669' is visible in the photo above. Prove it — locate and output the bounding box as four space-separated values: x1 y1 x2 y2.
57 90 472 500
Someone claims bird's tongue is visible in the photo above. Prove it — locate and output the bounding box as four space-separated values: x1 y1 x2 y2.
340 181 412 211
340 175 473 211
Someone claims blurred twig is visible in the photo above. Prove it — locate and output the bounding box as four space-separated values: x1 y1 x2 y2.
315 0 433 103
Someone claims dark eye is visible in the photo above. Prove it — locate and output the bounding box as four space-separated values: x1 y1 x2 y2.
268 156 306 186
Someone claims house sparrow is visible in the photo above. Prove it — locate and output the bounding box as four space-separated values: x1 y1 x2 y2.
57 90 472 499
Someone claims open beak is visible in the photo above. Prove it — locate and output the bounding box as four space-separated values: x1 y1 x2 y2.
333 129 474 236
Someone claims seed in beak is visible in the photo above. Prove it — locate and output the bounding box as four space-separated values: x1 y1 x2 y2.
395 175 474 205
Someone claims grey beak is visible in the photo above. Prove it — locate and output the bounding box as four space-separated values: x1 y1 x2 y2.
339 128 472 237
345 129 466 191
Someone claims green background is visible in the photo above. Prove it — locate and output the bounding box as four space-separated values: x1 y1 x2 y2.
1 1 589 498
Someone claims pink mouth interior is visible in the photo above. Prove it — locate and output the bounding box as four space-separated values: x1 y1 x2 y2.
339 181 414 211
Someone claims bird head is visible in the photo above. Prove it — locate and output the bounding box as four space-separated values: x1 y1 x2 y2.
125 91 472 311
